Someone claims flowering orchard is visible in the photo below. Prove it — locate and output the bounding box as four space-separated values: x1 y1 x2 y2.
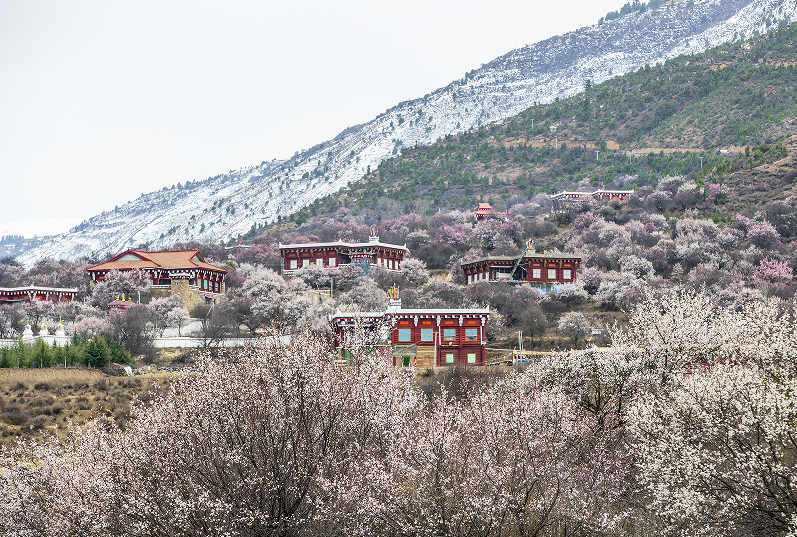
2 289 797 536
0 329 628 537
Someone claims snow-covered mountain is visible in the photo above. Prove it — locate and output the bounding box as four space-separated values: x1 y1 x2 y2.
19 0 796 266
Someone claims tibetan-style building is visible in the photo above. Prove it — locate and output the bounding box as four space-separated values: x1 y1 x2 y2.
86 249 227 306
551 189 633 210
330 292 490 367
279 231 407 276
474 202 496 220
461 244 580 290
0 286 78 304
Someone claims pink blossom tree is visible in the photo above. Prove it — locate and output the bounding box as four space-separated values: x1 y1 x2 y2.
338 375 629 536
751 257 793 295
0 328 421 536
147 295 190 336
747 219 782 250
73 315 112 338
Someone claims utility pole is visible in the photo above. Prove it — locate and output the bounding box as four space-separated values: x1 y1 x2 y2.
531 118 534 130
699 156 704 171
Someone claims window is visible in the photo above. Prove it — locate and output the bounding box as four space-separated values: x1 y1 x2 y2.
398 329 411 342
532 268 541 279
421 328 434 341
290 259 298 269
329 257 336 267
465 328 477 341
302 259 309 268
563 269 572 279
468 353 476 363
548 268 557 280
446 353 454 363
316 258 323 267
443 328 456 341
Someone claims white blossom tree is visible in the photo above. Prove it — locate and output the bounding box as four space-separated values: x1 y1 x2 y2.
558 311 590 348
629 364 797 536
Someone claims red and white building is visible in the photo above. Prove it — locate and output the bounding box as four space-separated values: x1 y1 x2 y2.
330 299 490 367
461 246 581 290
474 202 496 220
86 249 227 305
551 189 632 210
0 286 78 304
279 233 407 276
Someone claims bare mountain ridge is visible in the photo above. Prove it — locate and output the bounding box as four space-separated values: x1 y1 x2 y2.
19 0 797 266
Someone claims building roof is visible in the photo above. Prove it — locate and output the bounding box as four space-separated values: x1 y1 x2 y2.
551 189 633 200
474 203 495 215
387 308 490 316
86 249 228 274
279 240 408 252
331 307 490 322
462 251 581 265
0 286 79 293
108 299 136 306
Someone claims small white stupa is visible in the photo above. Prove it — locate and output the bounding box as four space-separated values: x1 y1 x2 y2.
55 318 66 337
22 323 34 340
39 319 50 337
53 317 70 346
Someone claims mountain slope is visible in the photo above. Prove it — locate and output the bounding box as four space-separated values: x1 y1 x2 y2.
19 0 797 266
315 21 797 222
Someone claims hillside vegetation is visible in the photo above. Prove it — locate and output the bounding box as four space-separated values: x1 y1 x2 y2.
293 22 797 221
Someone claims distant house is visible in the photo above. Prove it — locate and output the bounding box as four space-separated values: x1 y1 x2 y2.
279 230 407 276
86 249 227 306
474 202 496 220
0 286 78 304
107 298 136 313
461 243 581 291
550 189 633 210
330 292 490 367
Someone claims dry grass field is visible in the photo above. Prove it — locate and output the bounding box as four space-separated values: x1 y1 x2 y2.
0 367 173 448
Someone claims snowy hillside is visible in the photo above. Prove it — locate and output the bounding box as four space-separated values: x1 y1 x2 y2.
19 0 797 266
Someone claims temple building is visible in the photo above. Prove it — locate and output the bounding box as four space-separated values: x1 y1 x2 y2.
279 229 407 276
0 286 78 304
550 188 633 210
461 242 581 291
330 289 490 367
86 249 227 306
473 202 496 220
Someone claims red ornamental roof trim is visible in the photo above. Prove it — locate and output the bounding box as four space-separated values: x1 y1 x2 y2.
461 253 582 267
330 308 490 323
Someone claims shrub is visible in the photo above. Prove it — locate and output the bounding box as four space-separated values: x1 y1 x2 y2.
30 415 47 430
3 407 31 426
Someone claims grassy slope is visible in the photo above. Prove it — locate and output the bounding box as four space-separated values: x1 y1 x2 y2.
0 368 172 448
